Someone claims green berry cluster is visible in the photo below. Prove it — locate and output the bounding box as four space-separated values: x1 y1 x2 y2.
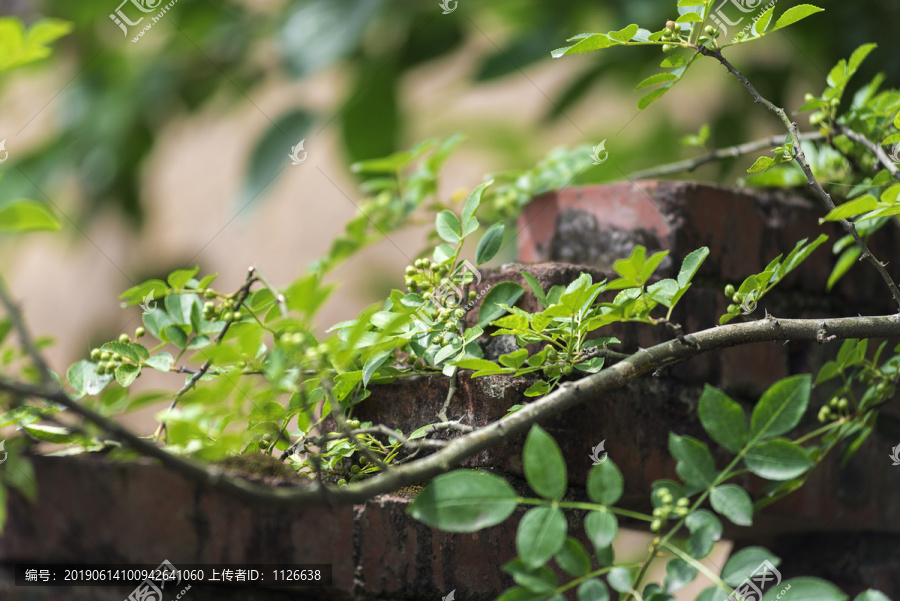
818 397 852 423
405 258 477 340
203 296 242 323
699 24 720 45
660 20 683 52
651 490 690 533
540 345 573 378
89 329 144 376
723 283 755 315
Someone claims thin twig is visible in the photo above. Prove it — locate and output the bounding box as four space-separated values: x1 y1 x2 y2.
628 131 824 181
0 277 53 385
323 385 390 472
696 45 900 310
832 124 900 181
437 367 458 422
154 266 259 441
252 264 288 317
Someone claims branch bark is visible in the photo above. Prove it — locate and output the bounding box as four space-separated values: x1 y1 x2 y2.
3 312 900 506
695 45 900 310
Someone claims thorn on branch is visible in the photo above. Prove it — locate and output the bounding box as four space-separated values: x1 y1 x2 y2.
816 322 837 344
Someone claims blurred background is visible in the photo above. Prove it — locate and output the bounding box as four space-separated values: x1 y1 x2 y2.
1 0 898 371
2 1 898 597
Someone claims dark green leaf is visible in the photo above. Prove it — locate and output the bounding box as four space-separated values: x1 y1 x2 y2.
664 558 697 592
408 470 517 532
710 484 753 526
761 578 847 601
698 385 748 453
555 537 592 577
241 109 313 208
584 508 617 549
669 433 716 494
517 506 568 569
745 439 813 480
685 510 722 559
607 567 633 593
749 375 811 442
436 210 463 243
476 222 505 265
115 363 141 387
523 425 567 500
578 579 610 601
722 547 781 587
478 282 526 327
586 460 623 505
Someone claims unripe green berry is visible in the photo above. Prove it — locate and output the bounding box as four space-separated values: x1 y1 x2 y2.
468 290 477 301
724 284 736 297
119 334 130 344
704 25 715 35
135 327 145 338
431 264 441 272
204 289 217 299
659 491 674 504
662 44 674 53
91 349 102 361
405 266 415 276
653 507 664 518
829 398 840 408
817 406 830 423
222 311 234 323
837 398 850 411
233 311 242 321
101 352 111 362
351 465 361 474
732 294 741 304
727 304 738 313
561 365 573 376
337 479 347 486
677 497 690 507
347 419 361 429
676 506 689 517
651 519 662 532
454 309 465 319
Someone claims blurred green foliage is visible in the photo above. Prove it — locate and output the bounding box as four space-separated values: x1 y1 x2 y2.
1 0 898 226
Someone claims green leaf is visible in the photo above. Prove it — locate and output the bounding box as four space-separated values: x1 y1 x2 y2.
677 247 709 288
762 578 848 601
607 24 639 43
0 199 61 233
362 348 394 387
749 375 811 442
476 222 505 265
584 508 618 549
685 510 722 559
167 267 199 290
638 87 671 111
160 324 189 349
664 558 697 593
521 272 549 308
145 353 174 372
578 579 610 601
517 506 568 569
462 180 492 235
436 210 463 243
669 433 716 494
523 425 567 500
100 341 140 363
115 363 141 387
722 547 781 587
853 591 892 601
821 195 878 222
771 5 824 33
752 6 776 35
551 33 616 58
502 559 558 594
710 484 753 526
555 537 592 577
23 424 78 444
586 460 623 505
524 381 551 397
607 567 633 593
698 385 748 453
408 470 517 532
748 156 776 173
478 282 526 327
745 439 813 480
635 73 678 90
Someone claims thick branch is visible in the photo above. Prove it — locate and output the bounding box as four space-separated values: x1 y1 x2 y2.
628 132 824 181
3 313 900 506
696 45 900 310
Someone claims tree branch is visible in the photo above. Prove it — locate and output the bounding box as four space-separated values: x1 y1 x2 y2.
695 45 900 310
628 132 824 181
832 123 900 181
3 312 900 506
